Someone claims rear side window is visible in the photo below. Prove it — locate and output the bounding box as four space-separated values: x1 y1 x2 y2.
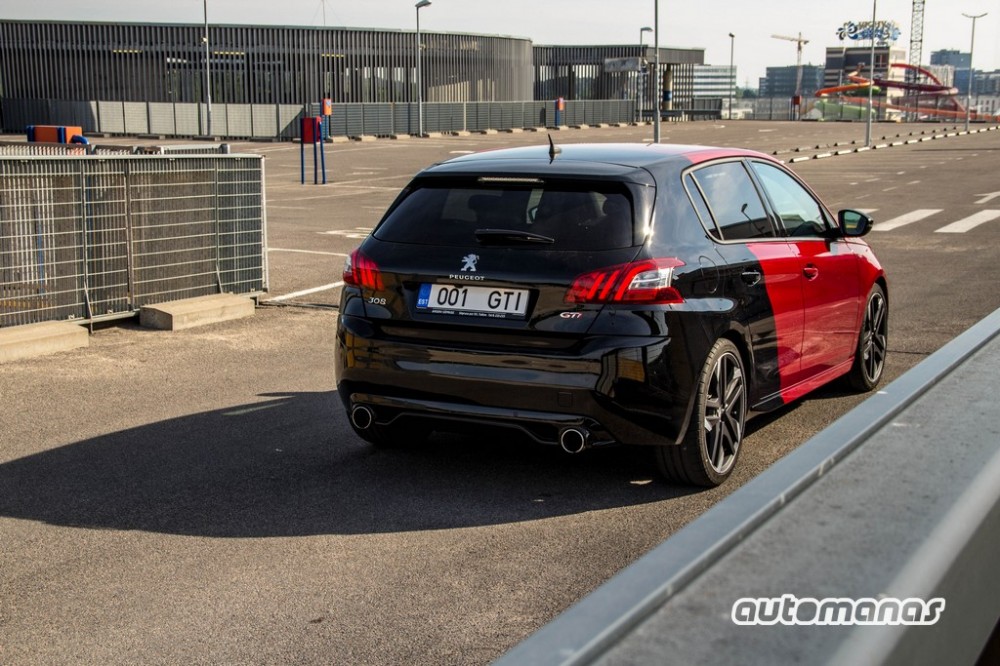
374 180 638 250
689 162 775 240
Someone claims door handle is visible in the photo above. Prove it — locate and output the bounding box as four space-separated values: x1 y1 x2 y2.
803 264 820 280
741 270 762 286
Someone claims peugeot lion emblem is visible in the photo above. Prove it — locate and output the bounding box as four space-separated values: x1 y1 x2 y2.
461 254 479 272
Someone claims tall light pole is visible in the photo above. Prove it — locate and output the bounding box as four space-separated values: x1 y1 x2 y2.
728 32 735 120
415 0 432 137
963 12 987 132
639 26 652 122
653 0 660 143
865 0 877 147
203 0 212 137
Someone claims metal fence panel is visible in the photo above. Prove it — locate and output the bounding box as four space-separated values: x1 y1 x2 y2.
526 101 548 128
6 99 640 140
466 103 487 131
128 158 219 305
174 104 201 136
226 105 252 138
1 99 47 133
0 160 86 326
250 105 276 138
97 101 125 134
210 104 229 138
0 155 266 327
81 160 132 317
50 100 99 132
148 103 176 135
123 102 149 135
216 157 267 295
564 101 585 126
0 142 90 156
277 105 305 140
432 103 465 133
344 105 365 137
362 105 393 136
395 104 415 135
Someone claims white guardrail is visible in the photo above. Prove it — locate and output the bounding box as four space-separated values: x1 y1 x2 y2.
496 307 1000 666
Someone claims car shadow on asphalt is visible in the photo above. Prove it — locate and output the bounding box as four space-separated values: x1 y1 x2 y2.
0 391 698 537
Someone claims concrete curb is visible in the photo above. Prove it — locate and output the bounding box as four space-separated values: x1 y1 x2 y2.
0 321 89 363
139 294 256 331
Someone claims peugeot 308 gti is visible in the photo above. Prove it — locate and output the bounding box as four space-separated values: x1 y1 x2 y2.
335 143 887 486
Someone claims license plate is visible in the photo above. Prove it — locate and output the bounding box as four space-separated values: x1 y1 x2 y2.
417 283 529 318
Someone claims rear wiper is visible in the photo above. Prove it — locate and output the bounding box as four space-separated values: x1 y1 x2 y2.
474 228 555 245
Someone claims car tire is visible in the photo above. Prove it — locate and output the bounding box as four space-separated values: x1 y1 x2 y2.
655 338 747 487
846 283 887 392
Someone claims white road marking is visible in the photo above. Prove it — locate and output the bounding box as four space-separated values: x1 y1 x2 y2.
268 281 345 302
268 248 348 257
974 191 1000 205
873 209 942 232
935 210 1000 234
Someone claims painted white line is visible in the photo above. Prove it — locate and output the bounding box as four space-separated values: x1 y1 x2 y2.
873 209 942 232
268 248 349 257
935 210 1000 234
268 281 345 302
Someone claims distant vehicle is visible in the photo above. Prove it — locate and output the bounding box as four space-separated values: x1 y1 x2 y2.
335 142 887 486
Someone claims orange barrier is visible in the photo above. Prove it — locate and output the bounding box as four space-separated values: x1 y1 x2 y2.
26 125 85 143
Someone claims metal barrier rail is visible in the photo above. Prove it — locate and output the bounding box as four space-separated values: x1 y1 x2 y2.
1 98 637 140
0 142 232 156
497 307 1000 665
0 154 267 327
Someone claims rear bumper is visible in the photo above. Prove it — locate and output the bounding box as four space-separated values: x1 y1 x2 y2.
335 314 699 447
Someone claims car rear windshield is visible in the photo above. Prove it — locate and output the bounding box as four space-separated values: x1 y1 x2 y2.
373 178 641 250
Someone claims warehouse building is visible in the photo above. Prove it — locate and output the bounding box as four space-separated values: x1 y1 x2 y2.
0 19 704 137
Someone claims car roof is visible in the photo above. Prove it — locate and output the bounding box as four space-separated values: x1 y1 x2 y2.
435 142 776 170
414 143 780 183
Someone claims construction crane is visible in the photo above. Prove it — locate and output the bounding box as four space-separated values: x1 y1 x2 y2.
772 32 809 119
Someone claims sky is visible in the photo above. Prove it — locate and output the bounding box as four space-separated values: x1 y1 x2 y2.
4 0 999 87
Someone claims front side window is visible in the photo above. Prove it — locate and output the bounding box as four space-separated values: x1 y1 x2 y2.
750 161 830 238
689 162 774 241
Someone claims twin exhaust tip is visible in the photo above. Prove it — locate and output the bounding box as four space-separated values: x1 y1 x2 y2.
351 405 375 431
353 405 590 454
559 427 590 454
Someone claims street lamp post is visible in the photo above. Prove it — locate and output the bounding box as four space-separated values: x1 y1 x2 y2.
653 0 660 143
639 26 652 122
415 0 432 137
864 0 877 147
962 12 987 132
728 32 735 120
203 0 212 137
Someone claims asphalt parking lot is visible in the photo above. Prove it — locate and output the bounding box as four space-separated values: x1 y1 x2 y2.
2 121 999 664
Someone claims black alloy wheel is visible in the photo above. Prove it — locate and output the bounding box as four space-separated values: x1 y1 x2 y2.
847 284 888 392
656 338 747 487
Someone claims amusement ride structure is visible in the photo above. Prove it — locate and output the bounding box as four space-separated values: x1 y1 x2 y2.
813 2 1000 122
814 62 998 121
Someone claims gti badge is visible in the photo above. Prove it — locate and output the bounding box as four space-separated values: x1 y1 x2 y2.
461 254 479 272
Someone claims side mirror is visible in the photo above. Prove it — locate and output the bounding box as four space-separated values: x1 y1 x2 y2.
838 209 874 237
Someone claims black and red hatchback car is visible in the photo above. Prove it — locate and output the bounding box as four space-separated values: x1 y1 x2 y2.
335 143 887 486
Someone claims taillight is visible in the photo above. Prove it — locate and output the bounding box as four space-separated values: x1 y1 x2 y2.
565 258 685 304
343 249 384 290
